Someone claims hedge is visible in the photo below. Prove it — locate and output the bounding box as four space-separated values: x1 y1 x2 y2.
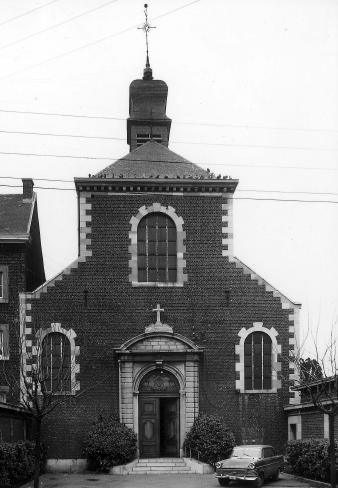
183 414 235 466
84 416 137 472
0 440 46 488
286 439 338 482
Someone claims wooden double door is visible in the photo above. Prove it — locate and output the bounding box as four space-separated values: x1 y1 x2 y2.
139 396 179 458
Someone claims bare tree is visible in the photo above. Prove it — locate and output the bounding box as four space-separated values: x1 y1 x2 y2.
3 327 81 488
289 329 338 488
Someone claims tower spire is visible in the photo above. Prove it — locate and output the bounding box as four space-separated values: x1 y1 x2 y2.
138 3 156 80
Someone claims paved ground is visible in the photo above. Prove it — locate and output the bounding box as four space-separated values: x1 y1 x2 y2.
22 472 318 488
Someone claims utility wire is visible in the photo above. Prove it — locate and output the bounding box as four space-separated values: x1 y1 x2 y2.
1 183 337 204
0 150 336 172
0 0 200 81
0 0 61 28
1 175 337 197
0 0 119 52
0 107 336 135
0 127 337 152
0 175 336 196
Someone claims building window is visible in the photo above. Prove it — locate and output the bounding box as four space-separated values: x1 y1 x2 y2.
235 322 281 393
129 204 187 287
136 133 162 146
41 332 71 393
0 325 9 360
244 332 272 390
0 266 8 303
137 213 177 283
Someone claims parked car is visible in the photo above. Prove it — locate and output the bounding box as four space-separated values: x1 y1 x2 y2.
215 444 284 487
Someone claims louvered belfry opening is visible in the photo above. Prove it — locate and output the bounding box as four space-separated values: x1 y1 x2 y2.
244 332 272 390
137 213 177 283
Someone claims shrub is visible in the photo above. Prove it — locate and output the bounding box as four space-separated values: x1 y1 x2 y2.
84 416 137 472
0 440 45 487
183 414 235 466
286 439 337 481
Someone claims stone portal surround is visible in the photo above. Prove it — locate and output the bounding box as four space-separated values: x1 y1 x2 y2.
117 332 201 456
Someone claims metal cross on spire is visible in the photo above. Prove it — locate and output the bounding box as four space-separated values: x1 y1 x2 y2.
138 3 156 69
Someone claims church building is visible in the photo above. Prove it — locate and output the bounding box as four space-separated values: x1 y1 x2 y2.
3 57 301 466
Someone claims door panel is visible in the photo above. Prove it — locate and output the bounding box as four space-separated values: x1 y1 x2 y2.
160 398 179 457
139 397 160 458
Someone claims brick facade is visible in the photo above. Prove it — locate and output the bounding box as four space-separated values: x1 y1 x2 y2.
4 70 301 464
20 189 299 458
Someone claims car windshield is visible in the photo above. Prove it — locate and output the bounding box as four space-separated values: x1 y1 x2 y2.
231 447 262 458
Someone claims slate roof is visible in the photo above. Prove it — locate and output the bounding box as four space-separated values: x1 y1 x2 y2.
0 194 35 241
95 140 210 179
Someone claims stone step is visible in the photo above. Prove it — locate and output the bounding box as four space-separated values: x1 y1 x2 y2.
136 462 186 467
130 470 193 475
133 465 190 472
139 458 184 463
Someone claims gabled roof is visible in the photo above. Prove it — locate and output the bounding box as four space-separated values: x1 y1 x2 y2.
0 193 35 242
95 140 210 179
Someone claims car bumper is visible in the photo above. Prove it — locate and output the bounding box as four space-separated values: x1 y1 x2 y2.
216 474 258 482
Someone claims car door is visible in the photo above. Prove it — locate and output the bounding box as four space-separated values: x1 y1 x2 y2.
263 447 275 477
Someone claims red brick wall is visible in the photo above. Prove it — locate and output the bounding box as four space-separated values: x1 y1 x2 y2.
301 411 324 438
26 191 294 458
0 244 26 404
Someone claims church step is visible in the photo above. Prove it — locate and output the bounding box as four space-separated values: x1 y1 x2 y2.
130 470 193 475
139 458 185 463
133 465 190 471
136 461 186 466
130 457 193 474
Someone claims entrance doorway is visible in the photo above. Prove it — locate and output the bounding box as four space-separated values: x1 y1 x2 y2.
138 370 180 458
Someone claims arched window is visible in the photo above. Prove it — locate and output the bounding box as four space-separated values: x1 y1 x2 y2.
244 332 272 390
137 213 177 283
41 332 71 393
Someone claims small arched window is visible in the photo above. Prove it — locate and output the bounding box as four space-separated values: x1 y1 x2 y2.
41 332 71 393
244 332 272 390
137 213 177 283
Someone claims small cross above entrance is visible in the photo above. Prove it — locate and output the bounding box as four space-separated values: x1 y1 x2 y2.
152 304 164 324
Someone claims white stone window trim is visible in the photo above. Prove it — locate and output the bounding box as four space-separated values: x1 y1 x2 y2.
35 323 80 395
235 322 281 393
129 203 187 287
0 265 9 303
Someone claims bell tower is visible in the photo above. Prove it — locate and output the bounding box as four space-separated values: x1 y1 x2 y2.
127 4 172 151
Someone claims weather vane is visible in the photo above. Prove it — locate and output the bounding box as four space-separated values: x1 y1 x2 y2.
138 3 156 69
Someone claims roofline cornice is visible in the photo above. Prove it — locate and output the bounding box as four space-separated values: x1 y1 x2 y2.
74 177 238 194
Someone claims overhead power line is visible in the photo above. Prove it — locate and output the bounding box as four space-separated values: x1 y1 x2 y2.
0 107 336 135
0 150 337 172
0 0 119 52
0 0 200 81
0 128 337 152
1 183 338 204
1 175 337 197
0 0 61 28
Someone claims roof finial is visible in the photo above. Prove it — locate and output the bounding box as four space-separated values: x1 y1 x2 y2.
138 3 156 80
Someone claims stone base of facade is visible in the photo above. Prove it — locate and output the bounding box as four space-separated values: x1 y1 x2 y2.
46 459 87 473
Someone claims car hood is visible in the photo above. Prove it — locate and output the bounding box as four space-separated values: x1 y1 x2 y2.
218 457 258 469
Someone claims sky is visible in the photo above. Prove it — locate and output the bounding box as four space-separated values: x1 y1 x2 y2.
0 0 337 360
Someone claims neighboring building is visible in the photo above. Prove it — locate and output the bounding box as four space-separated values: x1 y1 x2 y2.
9 62 300 467
0 403 33 442
285 377 338 441
0 179 45 405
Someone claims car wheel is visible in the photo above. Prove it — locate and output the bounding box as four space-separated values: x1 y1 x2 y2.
272 469 280 481
254 474 264 488
218 479 230 486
